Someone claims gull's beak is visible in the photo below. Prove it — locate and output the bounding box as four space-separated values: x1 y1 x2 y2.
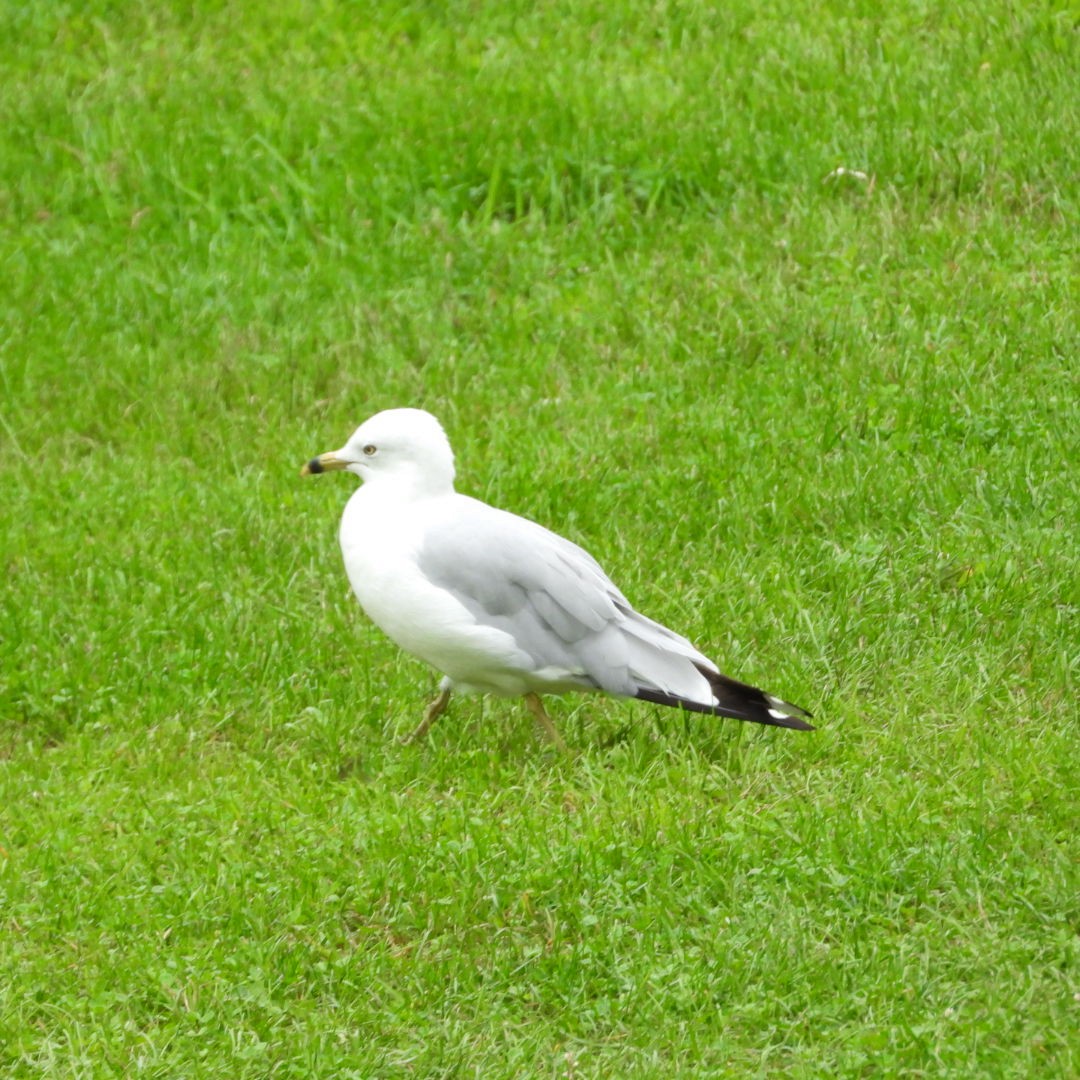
300 452 349 477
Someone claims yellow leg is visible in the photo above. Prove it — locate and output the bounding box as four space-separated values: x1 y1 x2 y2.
400 686 451 744
525 693 567 752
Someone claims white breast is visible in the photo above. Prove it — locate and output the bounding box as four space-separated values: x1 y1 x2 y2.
337 488 527 692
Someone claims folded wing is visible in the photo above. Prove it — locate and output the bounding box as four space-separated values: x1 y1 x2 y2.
417 496 812 730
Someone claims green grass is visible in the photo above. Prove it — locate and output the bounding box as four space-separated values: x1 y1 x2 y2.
1 1 1077 1075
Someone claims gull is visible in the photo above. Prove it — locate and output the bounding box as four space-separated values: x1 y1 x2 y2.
301 408 813 747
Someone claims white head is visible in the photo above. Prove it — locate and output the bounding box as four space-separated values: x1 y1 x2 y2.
301 408 456 497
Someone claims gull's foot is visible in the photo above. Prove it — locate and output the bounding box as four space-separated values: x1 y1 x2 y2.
399 686 451 744
525 693 568 753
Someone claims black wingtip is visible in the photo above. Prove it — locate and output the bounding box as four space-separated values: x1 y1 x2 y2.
634 664 815 731
762 711 815 732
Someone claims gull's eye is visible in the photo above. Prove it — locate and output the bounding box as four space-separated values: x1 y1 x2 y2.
362 444 377 456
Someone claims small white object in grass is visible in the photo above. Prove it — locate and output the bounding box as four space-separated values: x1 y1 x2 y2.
824 166 871 182
301 409 813 746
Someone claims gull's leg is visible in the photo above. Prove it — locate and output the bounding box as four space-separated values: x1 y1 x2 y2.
400 682 452 744
524 693 567 752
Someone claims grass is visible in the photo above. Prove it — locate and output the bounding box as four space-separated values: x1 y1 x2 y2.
1 0 1077 1075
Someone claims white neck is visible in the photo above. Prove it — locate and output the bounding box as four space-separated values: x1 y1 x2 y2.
357 464 455 505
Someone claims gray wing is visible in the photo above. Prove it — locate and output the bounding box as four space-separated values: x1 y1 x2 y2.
417 496 710 699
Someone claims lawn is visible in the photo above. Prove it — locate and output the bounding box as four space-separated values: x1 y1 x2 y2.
1 1 1077 1076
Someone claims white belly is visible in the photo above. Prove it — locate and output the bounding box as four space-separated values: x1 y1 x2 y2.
337 491 529 693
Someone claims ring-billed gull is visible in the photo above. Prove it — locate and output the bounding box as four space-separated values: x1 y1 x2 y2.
302 408 813 747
